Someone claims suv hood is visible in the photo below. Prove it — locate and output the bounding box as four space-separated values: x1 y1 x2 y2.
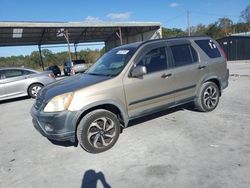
39 73 111 102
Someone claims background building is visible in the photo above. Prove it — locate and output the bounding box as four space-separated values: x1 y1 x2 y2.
217 32 250 61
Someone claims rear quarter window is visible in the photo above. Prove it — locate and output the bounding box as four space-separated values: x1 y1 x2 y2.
195 39 221 58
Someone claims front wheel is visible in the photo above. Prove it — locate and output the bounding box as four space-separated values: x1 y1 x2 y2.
77 109 121 153
194 82 220 112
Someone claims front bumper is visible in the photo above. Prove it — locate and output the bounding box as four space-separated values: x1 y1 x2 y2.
31 105 78 142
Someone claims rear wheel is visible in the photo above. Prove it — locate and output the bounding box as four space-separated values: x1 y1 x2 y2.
77 109 121 153
28 83 43 98
194 82 220 112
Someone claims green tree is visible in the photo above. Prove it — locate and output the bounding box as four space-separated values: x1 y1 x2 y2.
233 22 249 33
218 17 233 35
30 51 41 68
205 22 223 39
188 24 207 35
162 27 186 38
240 5 250 30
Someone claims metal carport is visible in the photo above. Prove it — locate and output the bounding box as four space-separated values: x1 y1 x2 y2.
0 21 161 69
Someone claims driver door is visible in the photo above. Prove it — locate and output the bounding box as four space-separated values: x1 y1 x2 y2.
123 43 176 118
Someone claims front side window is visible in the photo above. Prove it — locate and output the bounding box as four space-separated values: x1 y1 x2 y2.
170 44 197 67
4 69 23 78
137 47 168 74
86 48 136 77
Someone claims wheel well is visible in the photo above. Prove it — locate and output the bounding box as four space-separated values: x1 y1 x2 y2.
206 79 221 96
27 82 44 94
75 104 125 142
76 104 124 126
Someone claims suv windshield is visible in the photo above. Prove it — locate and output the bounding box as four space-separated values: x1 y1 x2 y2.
85 48 136 76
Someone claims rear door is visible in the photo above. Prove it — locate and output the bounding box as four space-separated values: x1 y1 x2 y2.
168 40 209 102
194 39 227 79
123 42 176 118
2 69 29 97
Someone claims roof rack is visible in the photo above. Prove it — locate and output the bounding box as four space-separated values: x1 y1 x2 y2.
137 35 210 48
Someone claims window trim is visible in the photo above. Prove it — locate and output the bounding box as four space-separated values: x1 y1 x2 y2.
189 45 199 63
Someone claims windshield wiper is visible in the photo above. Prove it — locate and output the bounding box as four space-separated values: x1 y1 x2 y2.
85 72 114 77
85 73 101 76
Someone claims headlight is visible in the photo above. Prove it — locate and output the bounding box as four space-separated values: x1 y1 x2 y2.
43 92 74 112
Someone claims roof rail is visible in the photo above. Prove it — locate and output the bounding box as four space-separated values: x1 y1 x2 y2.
138 35 210 48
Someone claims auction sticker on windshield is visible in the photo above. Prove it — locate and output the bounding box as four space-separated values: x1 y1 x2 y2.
116 50 129 55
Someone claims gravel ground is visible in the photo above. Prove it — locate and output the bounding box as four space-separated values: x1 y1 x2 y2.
228 61 250 76
0 64 250 188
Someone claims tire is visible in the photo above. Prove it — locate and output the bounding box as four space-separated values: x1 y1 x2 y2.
194 82 220 112
77 109 121 153
63 70 68 76
28 83 43 98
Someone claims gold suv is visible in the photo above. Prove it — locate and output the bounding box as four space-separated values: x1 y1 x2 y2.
31 37 229 153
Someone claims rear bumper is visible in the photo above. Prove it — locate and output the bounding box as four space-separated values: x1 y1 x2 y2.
221 69 229 90
31 105 77 142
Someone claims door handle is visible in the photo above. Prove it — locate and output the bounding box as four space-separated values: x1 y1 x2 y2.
198 65 206 70
161 73 172 78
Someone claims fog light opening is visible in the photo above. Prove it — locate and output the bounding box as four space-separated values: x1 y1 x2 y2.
44 124 53 132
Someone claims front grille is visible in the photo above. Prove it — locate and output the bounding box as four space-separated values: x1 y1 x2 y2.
34 95 44 110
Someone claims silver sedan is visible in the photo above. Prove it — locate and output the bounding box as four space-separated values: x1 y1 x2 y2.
0 67 56 100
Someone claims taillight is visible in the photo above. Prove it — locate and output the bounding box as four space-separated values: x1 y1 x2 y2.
70 68 75 75
218 45 227 61
48 72 55 78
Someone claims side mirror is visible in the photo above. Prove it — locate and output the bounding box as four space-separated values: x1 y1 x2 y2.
131 65 147 77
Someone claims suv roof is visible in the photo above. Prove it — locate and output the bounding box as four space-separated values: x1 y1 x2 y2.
114 35 212 50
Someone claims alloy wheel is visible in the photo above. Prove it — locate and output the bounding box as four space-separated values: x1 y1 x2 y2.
203 86 218 109
31 85 42 97
87 117 116 148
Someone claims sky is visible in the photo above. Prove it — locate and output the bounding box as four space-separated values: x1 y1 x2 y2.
0 0 249 57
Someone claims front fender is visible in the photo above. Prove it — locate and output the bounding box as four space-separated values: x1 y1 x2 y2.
70 97 129 130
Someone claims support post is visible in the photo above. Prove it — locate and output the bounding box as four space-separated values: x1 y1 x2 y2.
74 43 78 60
119 27 123 45
38 45 44 70
116 27 123 45
187 10 190 36
63 29 72 62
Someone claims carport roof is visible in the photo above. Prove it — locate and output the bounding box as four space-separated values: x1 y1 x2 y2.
0 21 161 47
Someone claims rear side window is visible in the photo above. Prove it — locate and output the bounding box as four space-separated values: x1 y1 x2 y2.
73 60 86 65
22 70 34 75
170 44 198 67
195 39 221 58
